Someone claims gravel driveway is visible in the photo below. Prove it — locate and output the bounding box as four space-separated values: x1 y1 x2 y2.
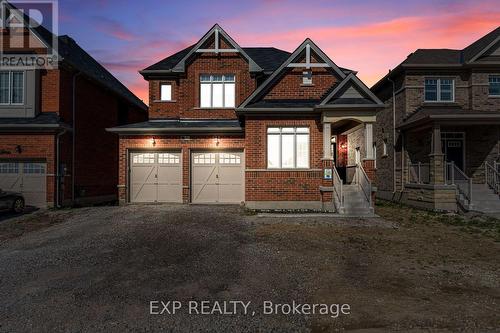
0 204 498 332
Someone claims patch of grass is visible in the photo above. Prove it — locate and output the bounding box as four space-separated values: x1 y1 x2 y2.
376 200 500 241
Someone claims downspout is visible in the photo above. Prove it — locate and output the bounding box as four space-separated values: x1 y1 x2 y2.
55 129 67 208
387 71 397 194
72 72 82 204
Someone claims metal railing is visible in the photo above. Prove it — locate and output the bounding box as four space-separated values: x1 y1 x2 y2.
407 162 431 184
485 162 500 194
445 162 472 205
332 166 344 213
355 163 372 207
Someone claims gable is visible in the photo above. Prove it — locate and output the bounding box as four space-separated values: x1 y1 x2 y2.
475 39 500 63
240 39 346 109
171 24 262 73
320 73 384 107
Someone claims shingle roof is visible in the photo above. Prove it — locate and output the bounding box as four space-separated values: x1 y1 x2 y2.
107 119 243 134
463 26 500 62
9 1 147 111
403 49 463 65
58 36 147 110
143 45 292 73
0 112 70 130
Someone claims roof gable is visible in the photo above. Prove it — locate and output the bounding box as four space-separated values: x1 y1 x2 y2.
463 26 500 62
170 24 262 73
321 73 384 107
240 39 346 108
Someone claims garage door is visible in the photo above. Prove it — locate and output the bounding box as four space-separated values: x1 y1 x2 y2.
0 162 47 208
130 152 182 203
191 151 244 204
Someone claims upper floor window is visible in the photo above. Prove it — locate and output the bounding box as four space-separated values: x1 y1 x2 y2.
0 71 24 105
160 83 172 101
425 78 454 102
267 127 310 169
302 70 313 85
489 76 500 96
200 74 235 108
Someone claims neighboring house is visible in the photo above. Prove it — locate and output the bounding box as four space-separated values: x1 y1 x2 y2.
0 3 147 208
372 27 500 213
108 24 384 214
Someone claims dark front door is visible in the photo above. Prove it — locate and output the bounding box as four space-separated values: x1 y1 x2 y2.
442 136 465 171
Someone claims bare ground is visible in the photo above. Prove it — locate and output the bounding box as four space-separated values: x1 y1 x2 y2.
0 203 498 332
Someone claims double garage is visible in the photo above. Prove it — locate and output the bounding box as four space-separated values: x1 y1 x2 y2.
129 151 244 204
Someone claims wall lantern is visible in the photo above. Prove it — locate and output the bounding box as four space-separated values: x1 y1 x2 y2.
215 136 220 147
151 137 156 147
340 143 347 150
15 145 22 153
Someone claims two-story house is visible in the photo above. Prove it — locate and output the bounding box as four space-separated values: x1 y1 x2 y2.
372 27 500 213
109 24 384 214
0 3 147 209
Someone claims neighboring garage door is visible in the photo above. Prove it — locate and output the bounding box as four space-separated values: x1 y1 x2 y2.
0 162 47 208
130 152 182 203
191 151 244 204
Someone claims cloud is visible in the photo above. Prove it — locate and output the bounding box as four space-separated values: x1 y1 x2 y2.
91 16 137 41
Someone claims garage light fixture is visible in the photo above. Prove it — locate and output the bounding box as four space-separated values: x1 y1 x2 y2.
151 137 156 147
215 136 220 147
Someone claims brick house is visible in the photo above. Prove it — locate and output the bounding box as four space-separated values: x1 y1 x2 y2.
372 27 500 213
109 25 384 213
0 3 147 208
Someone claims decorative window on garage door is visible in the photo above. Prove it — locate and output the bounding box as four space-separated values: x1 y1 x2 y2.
219 153 241 164
133 153 155 164
23 163 45 174
193 153 216 164
0 163 19 173
158 153 180 164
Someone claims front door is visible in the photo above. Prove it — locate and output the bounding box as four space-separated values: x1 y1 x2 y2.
442 132 465 171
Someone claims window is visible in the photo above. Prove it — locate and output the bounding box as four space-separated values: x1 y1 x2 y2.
158 153 179 164
0 163 19 174
133 153 155 164
200 74 235 108
160 84 172 101
267 127 310 169
489 76 500 96
302 70 313 85
219 153 241 164
193 153 216 165
0 71 24 105
425 78 454 102
23 163 45 174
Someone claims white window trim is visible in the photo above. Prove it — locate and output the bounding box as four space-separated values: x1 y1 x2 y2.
424 78 455 103
488 75 500 97
0 71 25 105
199 74 236 108
382 140 388 157
267 127 310 169
160 83 173 102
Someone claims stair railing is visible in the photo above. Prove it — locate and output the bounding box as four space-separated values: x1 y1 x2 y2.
355 163 372 207
485 162 500 194
446 161 472 206
332 166 344 213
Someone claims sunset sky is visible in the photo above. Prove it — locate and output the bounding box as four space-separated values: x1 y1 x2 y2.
57 0 500 104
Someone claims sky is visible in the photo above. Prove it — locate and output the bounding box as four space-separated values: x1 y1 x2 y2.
55 0 500 104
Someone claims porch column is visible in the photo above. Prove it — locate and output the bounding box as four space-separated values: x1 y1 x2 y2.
323 122 332 160
365 123 374 160
429 124 445 184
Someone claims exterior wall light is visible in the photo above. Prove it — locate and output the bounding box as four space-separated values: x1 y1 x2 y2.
151 137 156 147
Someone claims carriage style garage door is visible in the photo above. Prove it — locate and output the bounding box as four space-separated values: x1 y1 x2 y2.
0 162 47 208
129 152 182 203
191 151 244 204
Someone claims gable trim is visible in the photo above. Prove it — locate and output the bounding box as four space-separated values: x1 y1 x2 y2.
171 24 263 73
320 73 384 106
239 38 346 109
467 36 500 63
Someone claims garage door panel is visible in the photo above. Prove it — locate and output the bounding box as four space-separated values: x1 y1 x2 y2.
130 152 182 203
191 151 244 204
0 162 47 208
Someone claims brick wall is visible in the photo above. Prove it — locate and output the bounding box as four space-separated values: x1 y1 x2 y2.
148 52 257 119
118 135 245 203
244 115 323 202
